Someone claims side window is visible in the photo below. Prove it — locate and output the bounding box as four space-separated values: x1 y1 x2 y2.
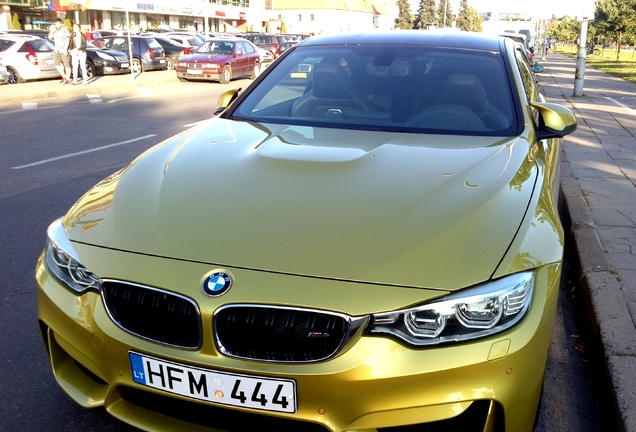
243 42 255 54
112 38 127 50
0 40 14 52
515 48 540 124
515 49 538 103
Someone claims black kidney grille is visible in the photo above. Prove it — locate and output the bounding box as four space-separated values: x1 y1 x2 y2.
102 281 201 349
214 306 350 362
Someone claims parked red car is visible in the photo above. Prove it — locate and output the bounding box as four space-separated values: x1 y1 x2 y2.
176 38 260 84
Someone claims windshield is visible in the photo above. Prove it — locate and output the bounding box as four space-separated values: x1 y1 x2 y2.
230 44 519 136
196 40 234 54
27 39 54 52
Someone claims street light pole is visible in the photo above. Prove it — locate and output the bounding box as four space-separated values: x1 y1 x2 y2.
573 18 588 97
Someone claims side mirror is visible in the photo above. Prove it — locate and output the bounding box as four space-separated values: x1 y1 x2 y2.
531 102 577 140
214 88 241 115
532 64 545 73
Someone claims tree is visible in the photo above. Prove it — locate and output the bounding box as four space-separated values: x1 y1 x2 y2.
456 0 483 32
413 0 437 30
436 0 453 28
395 0 414 30
547 16 581 43
593 0 636 59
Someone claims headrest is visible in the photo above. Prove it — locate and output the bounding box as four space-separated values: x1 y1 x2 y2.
442 74 488 111
312 63 356 99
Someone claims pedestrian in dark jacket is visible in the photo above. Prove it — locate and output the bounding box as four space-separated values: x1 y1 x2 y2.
70 23 88 85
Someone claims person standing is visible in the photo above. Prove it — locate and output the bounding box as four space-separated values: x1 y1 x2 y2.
69 23 88 85
48 18 71 84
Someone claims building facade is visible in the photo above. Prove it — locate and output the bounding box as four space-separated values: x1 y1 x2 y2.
1 0 394 34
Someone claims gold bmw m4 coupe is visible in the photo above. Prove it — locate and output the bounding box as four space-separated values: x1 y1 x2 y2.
37 31 576 432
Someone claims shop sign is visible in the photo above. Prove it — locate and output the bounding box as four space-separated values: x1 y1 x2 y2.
215 11 225 17
136 3 155 11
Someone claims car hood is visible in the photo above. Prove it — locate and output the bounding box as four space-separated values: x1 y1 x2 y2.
64 119 538 290
88 47 127 56
184 53 231 62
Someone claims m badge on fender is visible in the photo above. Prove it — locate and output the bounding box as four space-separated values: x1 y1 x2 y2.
203 272 232 296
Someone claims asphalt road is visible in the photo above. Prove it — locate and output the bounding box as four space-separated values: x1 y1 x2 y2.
0 76 605 431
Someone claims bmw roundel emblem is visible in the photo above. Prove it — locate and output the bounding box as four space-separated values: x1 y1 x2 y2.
203 272 232 296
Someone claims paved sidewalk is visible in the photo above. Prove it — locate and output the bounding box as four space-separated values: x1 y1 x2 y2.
538 53 636 432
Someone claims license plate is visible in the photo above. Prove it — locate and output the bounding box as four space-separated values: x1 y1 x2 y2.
129 352 296 413
187 69 203 75
159 59 166 63
121 63 129 68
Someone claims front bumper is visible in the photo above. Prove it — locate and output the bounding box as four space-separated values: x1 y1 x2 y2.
98 61 130 75
177 70 222 82
36 250 560 432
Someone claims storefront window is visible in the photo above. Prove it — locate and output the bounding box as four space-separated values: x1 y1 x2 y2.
109 12 140 31
179 16 194 30
146 14 166 30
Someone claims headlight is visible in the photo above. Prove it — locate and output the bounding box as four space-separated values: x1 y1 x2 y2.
95 51 116 61
369 271 534 346
45 219 101 294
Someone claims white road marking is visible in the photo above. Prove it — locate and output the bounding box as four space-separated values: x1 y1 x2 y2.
605 97 636 116
107 87 156 104
137 87 155 96
22 102 38 110
11 134 157 170
87 94 103 104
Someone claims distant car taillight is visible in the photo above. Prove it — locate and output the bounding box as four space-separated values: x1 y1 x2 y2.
145 49 155 60
25 44 38 65
182 48 192 55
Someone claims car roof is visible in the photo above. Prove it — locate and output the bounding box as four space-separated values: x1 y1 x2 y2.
0 34 43 41
203 37 248 43
301 31 504 52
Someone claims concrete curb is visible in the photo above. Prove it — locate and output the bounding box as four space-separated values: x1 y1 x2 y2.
0 70 178 105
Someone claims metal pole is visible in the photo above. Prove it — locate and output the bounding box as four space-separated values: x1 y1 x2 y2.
573 19 588 97
443 0 448 27
126 9 135 79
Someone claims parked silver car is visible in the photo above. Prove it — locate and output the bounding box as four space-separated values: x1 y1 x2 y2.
0 34 59 83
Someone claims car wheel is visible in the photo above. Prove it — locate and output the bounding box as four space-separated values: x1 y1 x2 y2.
85 61 96 80
220 64 231 84
6 67 22 84
249 62 260 80
166 58 175 71
132 58 143 74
